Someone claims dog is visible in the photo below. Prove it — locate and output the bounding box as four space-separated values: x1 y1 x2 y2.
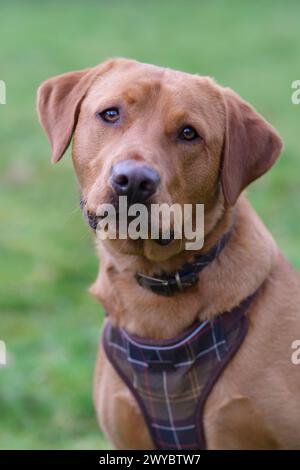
37 58 300 449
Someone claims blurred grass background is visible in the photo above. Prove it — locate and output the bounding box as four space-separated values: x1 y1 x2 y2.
0 0 299 449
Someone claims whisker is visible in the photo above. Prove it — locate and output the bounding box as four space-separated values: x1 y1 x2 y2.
61 205 82 228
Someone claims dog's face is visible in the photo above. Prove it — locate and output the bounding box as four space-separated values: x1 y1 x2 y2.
74 62 224 209
73 61 226 259
38 59 283 261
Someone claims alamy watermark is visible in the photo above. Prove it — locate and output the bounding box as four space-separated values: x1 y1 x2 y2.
291 340 300 365
0 80 6 104
0 340 6 366
93 197 204 250
291 80 300 104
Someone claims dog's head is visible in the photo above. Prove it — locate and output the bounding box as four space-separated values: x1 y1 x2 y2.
37 59 283 260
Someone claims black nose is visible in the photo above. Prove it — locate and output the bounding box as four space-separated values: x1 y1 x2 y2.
111 160 160 204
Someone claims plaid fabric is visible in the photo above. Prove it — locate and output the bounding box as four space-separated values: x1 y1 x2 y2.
103 294 255 450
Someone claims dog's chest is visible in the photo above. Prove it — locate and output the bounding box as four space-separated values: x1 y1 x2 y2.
103 294 255 450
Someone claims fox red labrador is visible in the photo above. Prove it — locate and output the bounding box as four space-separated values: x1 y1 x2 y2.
38 59 300 449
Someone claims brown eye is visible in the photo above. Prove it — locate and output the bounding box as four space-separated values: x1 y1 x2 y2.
179 126 199 141
99 107 120 123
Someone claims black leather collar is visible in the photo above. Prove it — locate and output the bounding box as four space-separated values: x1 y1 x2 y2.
136 230 232 296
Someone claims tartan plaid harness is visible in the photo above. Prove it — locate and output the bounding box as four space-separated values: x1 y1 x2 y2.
103 292 256 450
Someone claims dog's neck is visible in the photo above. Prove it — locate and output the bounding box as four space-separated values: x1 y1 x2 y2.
91 195 278 340
135 229 232 297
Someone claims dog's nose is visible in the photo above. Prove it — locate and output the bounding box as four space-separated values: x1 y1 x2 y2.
111 160 160 204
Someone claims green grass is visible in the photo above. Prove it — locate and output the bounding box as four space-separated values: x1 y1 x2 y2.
0 0 300 449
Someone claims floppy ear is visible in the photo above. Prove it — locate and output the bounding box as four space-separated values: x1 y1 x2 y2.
221 88 283 206
37 60 115 163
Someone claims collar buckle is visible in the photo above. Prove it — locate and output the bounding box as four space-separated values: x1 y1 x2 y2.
135 227 233 297
136 270 198 296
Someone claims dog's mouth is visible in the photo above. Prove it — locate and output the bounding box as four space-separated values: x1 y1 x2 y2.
80 197 175 245
80 198 101 230
154 229 174 246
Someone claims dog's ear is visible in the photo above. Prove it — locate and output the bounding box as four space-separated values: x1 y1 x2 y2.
37 60 115 163
221 88 283 205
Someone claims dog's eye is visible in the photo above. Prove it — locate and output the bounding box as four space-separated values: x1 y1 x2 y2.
99 107 120 123
179 126 199 141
